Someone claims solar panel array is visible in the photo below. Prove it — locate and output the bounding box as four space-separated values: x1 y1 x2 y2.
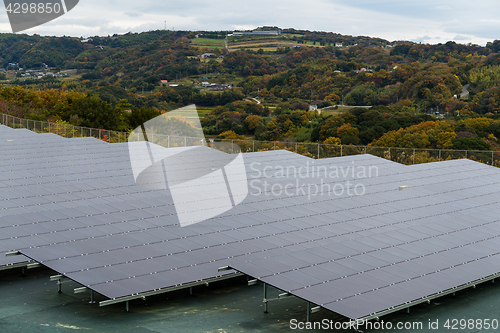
2 125 500 320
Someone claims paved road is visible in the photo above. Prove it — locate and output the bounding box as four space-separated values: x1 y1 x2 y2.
461 84 470 98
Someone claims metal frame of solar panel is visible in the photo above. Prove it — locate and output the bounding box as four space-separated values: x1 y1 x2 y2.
3 124 500 321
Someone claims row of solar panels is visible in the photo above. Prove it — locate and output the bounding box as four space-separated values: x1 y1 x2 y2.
2 125 500 320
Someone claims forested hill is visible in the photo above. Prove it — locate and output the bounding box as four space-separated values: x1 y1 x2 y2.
1 30 500 112
1 29 500 150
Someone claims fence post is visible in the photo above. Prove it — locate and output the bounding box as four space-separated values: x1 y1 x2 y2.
253 140 255 152
274 141 276 150
317 143 320 159
492 151 494 165
108 131 111 143
413 148 415 165
232 140 234 154
466 150 468 159
439 150 441 161
389 148 391 160
49 122 51 133
364 146 367 154
185 136 187 147
168 136 170 148
341 145 343 157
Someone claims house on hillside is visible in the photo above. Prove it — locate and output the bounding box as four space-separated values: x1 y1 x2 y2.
206 83 232 91
335 42 343 47
201 53 216 59
160 80 169 86
354 68 368 73
231 30 280 36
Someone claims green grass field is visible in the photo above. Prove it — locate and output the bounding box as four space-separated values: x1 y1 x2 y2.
321 106 361 116
197 108 213 119
192 38 225 49
192 35 323 52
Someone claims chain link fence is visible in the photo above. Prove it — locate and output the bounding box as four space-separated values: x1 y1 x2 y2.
2 112 499 167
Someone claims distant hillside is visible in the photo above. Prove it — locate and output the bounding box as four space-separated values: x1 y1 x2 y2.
1 29 500 140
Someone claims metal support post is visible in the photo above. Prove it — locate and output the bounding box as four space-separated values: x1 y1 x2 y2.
263 283 268 313
307 301 311 322
317 143 320 159
58 279 62 293
90 290 95 304
126 301 129 312
190 287 193 295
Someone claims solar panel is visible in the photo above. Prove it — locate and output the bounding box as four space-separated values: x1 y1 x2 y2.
2 124 500 321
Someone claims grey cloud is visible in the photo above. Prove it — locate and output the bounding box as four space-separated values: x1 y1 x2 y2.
444 19 500 41
125 12 143 18
0 0 497 45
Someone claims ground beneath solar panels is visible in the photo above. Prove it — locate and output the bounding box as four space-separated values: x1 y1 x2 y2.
1 267 499 333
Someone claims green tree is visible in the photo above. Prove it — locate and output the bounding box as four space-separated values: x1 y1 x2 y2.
63 95 118 130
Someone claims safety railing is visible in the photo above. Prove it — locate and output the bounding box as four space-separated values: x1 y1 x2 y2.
2 112 499 166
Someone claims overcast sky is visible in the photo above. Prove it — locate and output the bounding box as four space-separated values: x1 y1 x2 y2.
0 0 498 45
